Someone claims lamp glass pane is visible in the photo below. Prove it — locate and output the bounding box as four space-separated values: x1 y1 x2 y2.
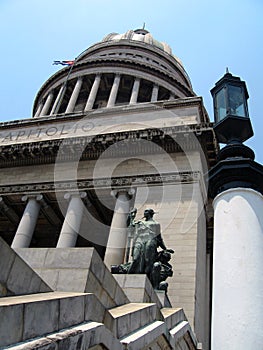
215 88 226 121
228 85 246 117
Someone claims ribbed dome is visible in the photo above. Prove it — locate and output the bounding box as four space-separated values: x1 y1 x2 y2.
101 29 183 66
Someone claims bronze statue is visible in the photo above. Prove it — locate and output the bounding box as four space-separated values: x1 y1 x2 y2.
150 250 173 291
111 208 174 291
128 208 167 275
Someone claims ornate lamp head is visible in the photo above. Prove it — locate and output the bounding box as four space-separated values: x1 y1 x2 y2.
210 70 253 144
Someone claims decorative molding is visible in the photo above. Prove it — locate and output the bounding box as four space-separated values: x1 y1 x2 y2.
0 171 201 196
0 123 216 168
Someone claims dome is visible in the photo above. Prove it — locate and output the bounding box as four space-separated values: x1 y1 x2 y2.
102 29 176 59
33 29 194 118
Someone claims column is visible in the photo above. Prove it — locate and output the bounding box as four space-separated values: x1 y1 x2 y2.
40 91 54 116
129 77 140 104
151 84 159 102
50 84 66 115
84 74 101 111
11 195 42 248
65 76 83 113
107 74 121 108
34 100 44 118
211 188 263 349
169 92 175 100
104 189 134 269
56 192 87 248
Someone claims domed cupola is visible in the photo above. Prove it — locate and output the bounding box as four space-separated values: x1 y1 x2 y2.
33 28 195 118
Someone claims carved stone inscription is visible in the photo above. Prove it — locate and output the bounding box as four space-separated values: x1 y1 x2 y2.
0 106 199 146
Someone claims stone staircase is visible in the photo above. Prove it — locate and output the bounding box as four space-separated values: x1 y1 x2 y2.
0 240 201 349
0 291 198 349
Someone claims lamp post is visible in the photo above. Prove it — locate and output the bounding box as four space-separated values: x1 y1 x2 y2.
209 72 263 349
210 71 253 145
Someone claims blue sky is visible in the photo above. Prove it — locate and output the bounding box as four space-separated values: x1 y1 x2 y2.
0 0 262 162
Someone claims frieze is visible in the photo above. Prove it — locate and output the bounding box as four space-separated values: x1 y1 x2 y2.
0 123 216 168
0 171 201 195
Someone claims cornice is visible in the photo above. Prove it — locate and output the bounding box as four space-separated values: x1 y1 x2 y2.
0 123 217 168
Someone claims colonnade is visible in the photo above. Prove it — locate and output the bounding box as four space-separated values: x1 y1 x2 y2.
35 73 175 117
10 189 134 268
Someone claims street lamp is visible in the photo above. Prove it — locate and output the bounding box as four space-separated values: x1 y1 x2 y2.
210 71 253 144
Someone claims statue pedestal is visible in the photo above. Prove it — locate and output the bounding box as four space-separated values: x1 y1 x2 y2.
113 273 171 308
155 290 172 308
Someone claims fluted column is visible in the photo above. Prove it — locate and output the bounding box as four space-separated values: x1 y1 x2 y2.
65 76 83 113
50 84 65 115
129 77 140 104
40 91 54 116
151 84 159 102
84 74 101 111
56 192 87 248
11 195 42 248
107 74 121 108
104 189 135 269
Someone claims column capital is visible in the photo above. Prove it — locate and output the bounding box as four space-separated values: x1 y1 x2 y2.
111 188 135 199
64 191 87 200
22 194 43 202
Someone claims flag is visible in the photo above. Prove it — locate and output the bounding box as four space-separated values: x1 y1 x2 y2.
53 60 75 66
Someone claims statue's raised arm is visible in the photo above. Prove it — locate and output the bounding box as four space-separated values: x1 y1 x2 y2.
125 208 137 263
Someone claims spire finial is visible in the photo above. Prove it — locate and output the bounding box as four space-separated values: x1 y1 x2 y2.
142 22 146 30
226 67 229 74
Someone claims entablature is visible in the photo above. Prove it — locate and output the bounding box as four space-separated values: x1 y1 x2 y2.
0 122 217 168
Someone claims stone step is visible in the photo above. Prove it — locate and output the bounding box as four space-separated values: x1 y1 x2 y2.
0 291 105 348
15 247 129 309
161 307 186 330
104 302 158 339
5 321 123 350
170 320 198 349
0 237 51 297
161 308 199 349
113 274 164 308
120 320 169 350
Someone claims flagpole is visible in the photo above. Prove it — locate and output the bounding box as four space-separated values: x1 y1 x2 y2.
51 48 90 115
51 60 76 115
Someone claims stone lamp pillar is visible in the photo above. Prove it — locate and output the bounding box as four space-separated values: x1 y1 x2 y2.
209 148 263 348
209 72 263 348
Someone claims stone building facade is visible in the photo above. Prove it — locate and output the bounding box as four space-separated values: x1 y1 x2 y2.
0 29 218 349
